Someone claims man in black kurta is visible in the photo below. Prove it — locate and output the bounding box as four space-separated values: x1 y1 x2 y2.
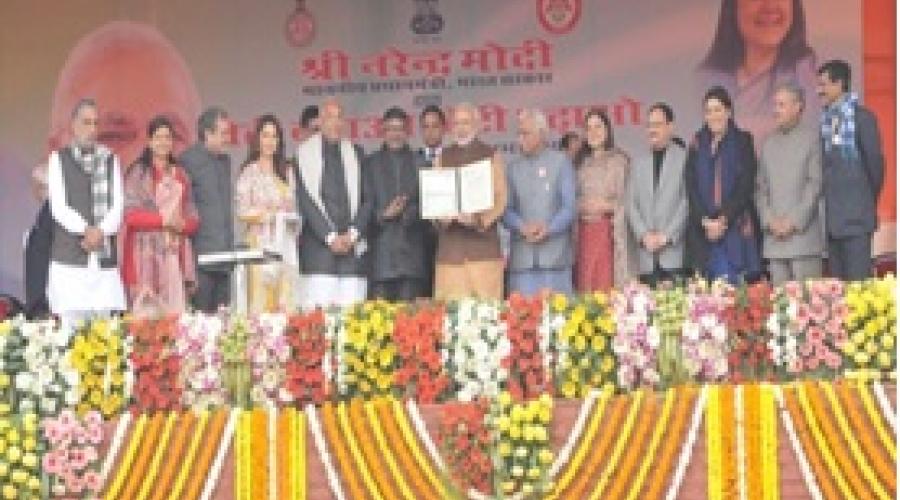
364 107 429 301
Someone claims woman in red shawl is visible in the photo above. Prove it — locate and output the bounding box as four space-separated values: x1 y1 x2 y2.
121 115 199 316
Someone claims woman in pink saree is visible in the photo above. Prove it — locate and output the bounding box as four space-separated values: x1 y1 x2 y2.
121 116 199 316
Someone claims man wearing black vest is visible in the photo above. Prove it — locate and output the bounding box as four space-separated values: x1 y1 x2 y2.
46 98 126 334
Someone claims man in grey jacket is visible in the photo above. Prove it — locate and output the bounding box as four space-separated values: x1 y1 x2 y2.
817 60 884 280
181 107 234 312
757 83 823 284
502 108 576 296
626 102 688 287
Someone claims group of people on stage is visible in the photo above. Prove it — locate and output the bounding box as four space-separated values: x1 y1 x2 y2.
25 58 883 327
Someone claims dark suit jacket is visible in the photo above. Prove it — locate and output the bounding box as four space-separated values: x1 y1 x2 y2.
821 105 884 238
24 201 52 318
684 128 761 275
294 143 372 276
363 145 429 282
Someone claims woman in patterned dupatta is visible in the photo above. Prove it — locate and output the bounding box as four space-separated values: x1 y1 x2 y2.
575 108 636 292
684 86 762 284
121 115 199 316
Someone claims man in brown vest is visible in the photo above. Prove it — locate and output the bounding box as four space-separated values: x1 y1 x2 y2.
46 98 126 335
432 103 507 299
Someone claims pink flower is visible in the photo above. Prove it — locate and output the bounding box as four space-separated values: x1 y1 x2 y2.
83 446 98 463
84 411 102 427
788 358 805 373
824 353 842 370
798 342 814 358
68 449 87 470
83 470 102 491
809 300 829 324
42 452 61 474
66 472 85 494
784 282 803 300
87 425 103 444
806 326 825 343
796 305 811 329
58 410 76 431
806 357 821 371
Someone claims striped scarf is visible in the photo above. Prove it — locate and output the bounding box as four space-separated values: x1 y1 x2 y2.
72 143 113 259
820 92 859 159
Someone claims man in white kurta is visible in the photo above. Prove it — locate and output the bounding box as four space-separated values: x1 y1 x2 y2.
46 98 125 334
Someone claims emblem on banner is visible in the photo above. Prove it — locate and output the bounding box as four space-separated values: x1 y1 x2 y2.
537 0 581 35
411 0 444 35
285 0 316 48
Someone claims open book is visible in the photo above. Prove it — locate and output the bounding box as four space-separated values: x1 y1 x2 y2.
419 158 493 219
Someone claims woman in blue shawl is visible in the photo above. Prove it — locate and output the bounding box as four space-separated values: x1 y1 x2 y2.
684 86 762 284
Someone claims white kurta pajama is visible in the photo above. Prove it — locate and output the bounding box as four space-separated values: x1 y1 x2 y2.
46 149 126 331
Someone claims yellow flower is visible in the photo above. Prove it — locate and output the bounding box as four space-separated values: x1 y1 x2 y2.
580 321 595 337
560 323 577 342
591 373 604 387
0 322 11 336
551 294 568 313
528 467 542 479
89 390 103 407
26 477 39 491
0 375 9 389
5 430 18 445
865 340 879 355
498 391 513 408
376 374 392 390
579 356 591 369
0 462 7 477
571 305 586 324
511 406 526 423
865 321 881 338
378 347 395 368
878 352 893 369
539 448 554 464
592 291 607 306
851 330 867 346
601 355 615 373
854 352 871 366
6 446 20 464
533 426 548 442
538 407 552 424
523 425 535 441
881 335 895 350
591 336 606 352
2 484 15 499
9 469 24 484
572 335 587 353
560 381 577 399
20 453 36 469
21 438 34 453
509 425 522 440
515 446 529 458
498 441 512 457
522 483 535 495
501 481 517 493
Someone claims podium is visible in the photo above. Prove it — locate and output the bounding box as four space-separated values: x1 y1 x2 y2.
197 248 281 314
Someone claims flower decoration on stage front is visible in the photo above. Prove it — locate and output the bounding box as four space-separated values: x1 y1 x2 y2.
842 274 896 374
4 318 77 417
503 294 549 401
444 299 510 403
490 391 555 497
41 409 103 498
681 279 731 383
247 314 292 406
724 282 775 383
175 313 227 410
437 398 492 495
283 309 332 405
339 300 399 399
67 317 128 417
0 413 41 498
553 292 617 399
392 304 450 404
793 279 848 376
130 316 182 412
611 283 660 390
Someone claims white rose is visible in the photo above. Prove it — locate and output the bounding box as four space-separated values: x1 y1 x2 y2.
15 372 34 392
712 325 727 342
646 326 660 348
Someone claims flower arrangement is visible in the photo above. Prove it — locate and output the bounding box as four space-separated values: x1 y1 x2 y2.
724 282 774 383
611 283 660 390
0 413 41 499
444 299 510 403
681 279 731 383
283 310 331 405
392 305 449 404
174 313 227 410
41 409 103 498
247 314 292 406
340 300 399 399
794 279 848 376
220 315 252 408
1 318 75 417
766 282 803 378
502 294 549 401
654 286 688 386
842 275 896 373
437 399 492 495
67 318 128 417
129 316 182 412
490 391 554 497
553 293 617 399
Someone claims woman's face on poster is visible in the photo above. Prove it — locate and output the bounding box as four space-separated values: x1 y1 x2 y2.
704 98 731 135
737 0 793 50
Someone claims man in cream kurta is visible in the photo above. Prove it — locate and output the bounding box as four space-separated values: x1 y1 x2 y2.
433 103 507 300
46 98 126 334
294 99 372 308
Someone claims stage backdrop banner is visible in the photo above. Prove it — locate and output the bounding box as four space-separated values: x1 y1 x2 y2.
0 0 874 297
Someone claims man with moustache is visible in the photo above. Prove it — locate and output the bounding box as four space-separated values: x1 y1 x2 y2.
181 107 234 312
503 109 576 296
46 98 126 334
816 60 884 280
364 107 430 301
432 103 507 300
626 102 688 287
295 99 372 307
756 83 824 284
